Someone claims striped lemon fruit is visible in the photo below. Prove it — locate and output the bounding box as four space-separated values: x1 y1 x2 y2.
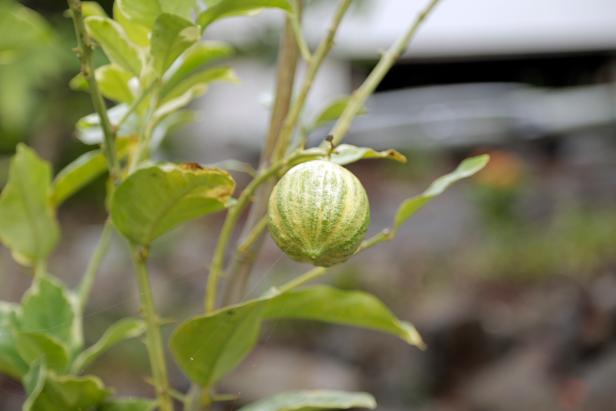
268 159 370 267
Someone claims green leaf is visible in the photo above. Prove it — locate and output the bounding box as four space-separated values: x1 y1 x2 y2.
0 144 59 267
238 390 376 411
170 298 266 386
76 104 140 145
81 1 107 18
18 275 81 354
151 14 200 76
160 66 237 104
0 302 28 379
330 144 406 166
96 64 135 103
23 365 110 411
162 42 233 95
170 286 422 386
394 154 490 229
73 318 146 373
198 0 293 30
311 97 366 130
14 331 69 373
264 286 423 346
111 164 235 245
113 1 150 47
85 16 143 75
51 139 136 207
116 0 197 28
100 397 156 411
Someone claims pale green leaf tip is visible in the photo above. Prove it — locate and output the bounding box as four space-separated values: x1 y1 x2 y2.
401 322 426 350
463 153 490 171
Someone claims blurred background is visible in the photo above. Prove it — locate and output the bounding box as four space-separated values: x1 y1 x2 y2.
2 0 616 410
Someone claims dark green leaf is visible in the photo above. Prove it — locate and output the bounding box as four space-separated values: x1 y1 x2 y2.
111 164 235 245
14 331 69 373
330 144 406 166
18 275 81 353
198 0 293 30
170 286 422 387
96 64 135 103
51 139 136 207
394 154 489 229
100 397 156 411
151 14 200 75
0 302 28 379
311 97 366 130
0 144 59 267
85 16 143 75
73 318 146 373
238 390 376 411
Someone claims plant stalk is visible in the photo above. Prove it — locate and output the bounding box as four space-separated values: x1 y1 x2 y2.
221 10 302 306
272 0 352 161
132 247 174 411
67 0 119 182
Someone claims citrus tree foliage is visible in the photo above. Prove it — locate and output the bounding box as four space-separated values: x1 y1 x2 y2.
0 1 485 410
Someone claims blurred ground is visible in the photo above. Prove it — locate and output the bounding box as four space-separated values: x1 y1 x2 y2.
1 1 616 410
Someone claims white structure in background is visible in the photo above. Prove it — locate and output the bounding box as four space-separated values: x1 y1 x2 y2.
186 0 616 161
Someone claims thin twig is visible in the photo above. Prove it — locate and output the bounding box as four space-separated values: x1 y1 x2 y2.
272 0 353 161
67 0 119 182
328 0 442 146
290 0 311 61
78 219 113 310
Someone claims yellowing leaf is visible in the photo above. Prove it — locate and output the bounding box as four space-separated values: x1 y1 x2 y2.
111 164 235 245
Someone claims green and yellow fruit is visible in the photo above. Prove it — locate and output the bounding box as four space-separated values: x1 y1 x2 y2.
267 159 370 267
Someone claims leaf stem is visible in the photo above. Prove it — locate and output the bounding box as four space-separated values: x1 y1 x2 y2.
272 0 352 161
77 219 113 310
131 246 174 411
67 0 119 182
328 0 442 146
